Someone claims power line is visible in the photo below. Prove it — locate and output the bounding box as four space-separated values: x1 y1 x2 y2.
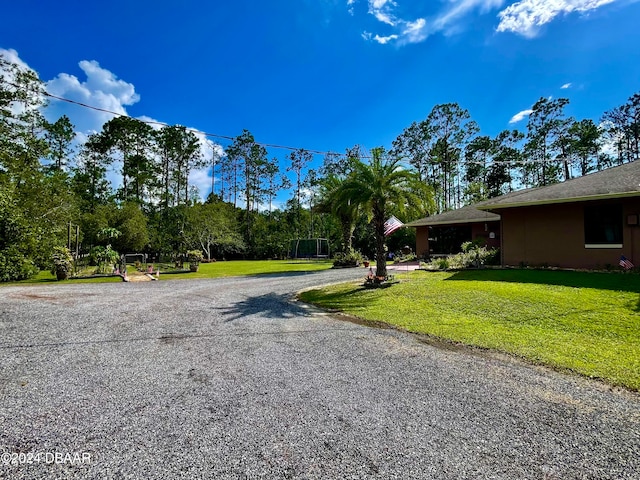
5 80 608 166
42 91 342 158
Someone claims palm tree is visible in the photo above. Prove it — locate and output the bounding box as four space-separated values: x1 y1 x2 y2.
336 148 430 278
316 174 359 254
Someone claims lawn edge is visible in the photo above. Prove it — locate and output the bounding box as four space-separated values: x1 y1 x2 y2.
296 289 640 395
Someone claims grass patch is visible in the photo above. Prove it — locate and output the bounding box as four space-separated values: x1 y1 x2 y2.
6 270 123 284
4 259 334 285
299 269 640 390
156 259 333 280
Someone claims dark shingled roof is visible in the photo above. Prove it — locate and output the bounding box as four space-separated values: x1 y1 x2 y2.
405 204 500 227
478 160 640 210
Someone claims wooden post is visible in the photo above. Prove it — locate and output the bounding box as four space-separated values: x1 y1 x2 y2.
75 225 80 259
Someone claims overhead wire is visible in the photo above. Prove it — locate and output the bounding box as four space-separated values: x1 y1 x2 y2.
41 91 344 158
4 80 599 166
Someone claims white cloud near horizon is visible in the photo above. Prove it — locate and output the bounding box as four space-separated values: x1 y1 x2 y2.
509 108 533 123
0 48 47 116
2 48 225 202
45 59 140 134
0 47 30 71
496 0 617 37
561 82 572 89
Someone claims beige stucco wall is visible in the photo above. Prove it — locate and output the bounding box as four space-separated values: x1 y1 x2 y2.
499 198 640 269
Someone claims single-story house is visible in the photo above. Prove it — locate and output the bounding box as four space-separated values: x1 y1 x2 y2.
477 161 640 269
405 203 501 257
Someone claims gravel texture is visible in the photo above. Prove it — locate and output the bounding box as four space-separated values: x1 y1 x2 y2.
0 268 639 479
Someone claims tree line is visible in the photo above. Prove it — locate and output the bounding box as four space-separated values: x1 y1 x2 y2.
1 53 638 281
391 96 639 212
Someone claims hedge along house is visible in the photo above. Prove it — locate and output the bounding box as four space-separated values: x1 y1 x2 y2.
405 204 501 258
477 161 640 269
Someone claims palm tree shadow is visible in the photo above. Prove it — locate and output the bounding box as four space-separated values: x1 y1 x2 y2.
216 292 311 322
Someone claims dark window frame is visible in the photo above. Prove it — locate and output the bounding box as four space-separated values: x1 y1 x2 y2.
584 203 623 247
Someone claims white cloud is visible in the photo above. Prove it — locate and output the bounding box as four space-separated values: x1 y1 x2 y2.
0 48 46 116
189 168 213 202
45 60 140 134
370 0 393 8
2 48 228 201
360 0 505 45
434 0 505 31
373 11 396 25
509 108 533 123
355 0 623 45
496 0 616 37
367 0 398 25
561 82 572 89
188 131 227 202
598 120 620 158
136 115 164 130
0 47 30 71
399 18 428 44
374 33 399 44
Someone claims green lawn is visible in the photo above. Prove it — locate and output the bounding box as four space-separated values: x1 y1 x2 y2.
299 269 640 391
155 259 333 280
8 270 124 284
5 259 334 284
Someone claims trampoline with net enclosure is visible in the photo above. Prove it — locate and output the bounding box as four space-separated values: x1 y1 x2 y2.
289 238 330 259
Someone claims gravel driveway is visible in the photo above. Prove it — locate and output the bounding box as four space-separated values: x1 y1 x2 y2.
1 269 639 479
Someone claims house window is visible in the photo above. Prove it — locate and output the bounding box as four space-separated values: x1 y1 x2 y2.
584 204 623 248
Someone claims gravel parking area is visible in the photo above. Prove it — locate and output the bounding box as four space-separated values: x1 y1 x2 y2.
1 269 639 479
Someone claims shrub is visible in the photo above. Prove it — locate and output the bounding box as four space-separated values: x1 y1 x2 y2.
90 245 120 274
454 242 497 268
332 248 363 268
394 252 417 264
422 242 498 271
0 247 38 282
484 248 501 266
51 246 74 280
187 250 204 271
187 250 204 265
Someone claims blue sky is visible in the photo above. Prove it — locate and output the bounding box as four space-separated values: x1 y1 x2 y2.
2 0 640 205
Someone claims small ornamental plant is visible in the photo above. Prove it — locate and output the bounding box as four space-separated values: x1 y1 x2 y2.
90 245 120 274
187 250 204 271
51 246 74 280
332 248 363 268
364 267 395 288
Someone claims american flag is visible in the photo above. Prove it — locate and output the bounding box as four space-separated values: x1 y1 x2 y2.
383 215 404 236
620 255 634 270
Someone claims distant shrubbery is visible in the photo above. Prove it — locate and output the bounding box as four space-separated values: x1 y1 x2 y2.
332 248 364 268
421 241 499 270
393 252 417 264
0 247 38 282
90 245 120 274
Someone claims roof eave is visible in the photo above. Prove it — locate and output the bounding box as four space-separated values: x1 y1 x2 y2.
477 191 640 211
406 217 500 227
